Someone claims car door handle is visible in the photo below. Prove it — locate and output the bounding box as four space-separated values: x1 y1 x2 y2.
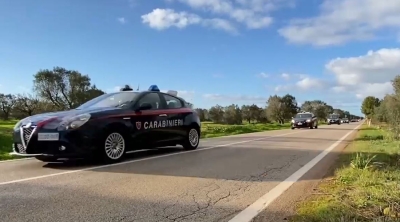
158 114 167 117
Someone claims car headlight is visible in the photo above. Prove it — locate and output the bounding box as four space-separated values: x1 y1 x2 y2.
291 119 295 123
306 119 311 122
14 117 29 130
57 113 91 131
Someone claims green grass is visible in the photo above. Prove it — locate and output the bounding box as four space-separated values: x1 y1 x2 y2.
291 125 400 222
0 120 19 160
201 122 291 138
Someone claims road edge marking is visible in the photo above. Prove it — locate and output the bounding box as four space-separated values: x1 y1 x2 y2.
228 123 363 222
0 130 308 186
0 158 33 163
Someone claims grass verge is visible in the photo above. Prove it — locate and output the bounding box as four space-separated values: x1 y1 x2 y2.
201 122 291 138
291 125 400 222
0 120 19 160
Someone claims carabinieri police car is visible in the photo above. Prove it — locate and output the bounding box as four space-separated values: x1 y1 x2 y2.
10 85 201 163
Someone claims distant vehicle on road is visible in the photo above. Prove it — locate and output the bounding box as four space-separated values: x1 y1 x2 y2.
291 112 318 129
10 85 201 163
351 119 358 122
327 114 341 125
341 118 349 123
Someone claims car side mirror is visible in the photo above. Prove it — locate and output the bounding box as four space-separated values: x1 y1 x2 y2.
136 103 152 111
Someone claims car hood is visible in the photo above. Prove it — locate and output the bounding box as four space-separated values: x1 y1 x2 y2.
293 118 311 121
18 107 120 126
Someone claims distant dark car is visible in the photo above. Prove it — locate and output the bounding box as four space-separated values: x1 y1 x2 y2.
341 118 349 123
291 112 318 129
327 114 341 125
10 85 201 163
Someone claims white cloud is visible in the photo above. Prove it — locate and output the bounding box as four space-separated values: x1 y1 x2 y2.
203 93 268 103
281 73 290 80
274 75 326 92
257 72 269 78
326 48 400 86
141 8 237 33
325 48 400 99
176 0 276 29
279 0 400 46
117 17 127 24
161 0 294 31
295 77 326 90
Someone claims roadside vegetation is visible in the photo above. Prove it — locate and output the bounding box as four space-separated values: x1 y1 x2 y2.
0 66 361 160
0 120 18 160
292 75 400 222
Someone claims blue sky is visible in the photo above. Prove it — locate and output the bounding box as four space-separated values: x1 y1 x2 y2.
1 0 400 116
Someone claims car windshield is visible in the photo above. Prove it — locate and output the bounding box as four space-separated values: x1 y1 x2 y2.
295 113 312 118
343 118 348 120
76 92 140 109
329 114 339 119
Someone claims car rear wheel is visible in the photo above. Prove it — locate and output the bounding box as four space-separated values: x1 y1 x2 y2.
315 124 318 129
101 132 126 163
182 127 200 150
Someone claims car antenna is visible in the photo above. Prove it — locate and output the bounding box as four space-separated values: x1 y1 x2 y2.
137 84 140 91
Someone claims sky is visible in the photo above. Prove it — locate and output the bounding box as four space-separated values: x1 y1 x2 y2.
1 0 400 116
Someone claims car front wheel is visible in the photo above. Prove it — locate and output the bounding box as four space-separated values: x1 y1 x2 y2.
182 127 200 150
101 131 127 163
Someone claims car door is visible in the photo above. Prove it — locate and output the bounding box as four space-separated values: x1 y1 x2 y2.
131 92 167 147
159 93 187 142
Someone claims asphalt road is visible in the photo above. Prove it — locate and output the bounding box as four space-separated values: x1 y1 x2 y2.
0 122 361 222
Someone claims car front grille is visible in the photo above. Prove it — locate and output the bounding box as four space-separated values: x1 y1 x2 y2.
19 125 36 154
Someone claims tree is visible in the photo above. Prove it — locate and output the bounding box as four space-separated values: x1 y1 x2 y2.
223 104 242 124
0 94 16 120
241 105 251 123
281 94 299 120
301 100 332 120
361 96 380 126
33 67 105 109
266 95 285 124
14 93 40 117
195 108 209 122
208 105 224 123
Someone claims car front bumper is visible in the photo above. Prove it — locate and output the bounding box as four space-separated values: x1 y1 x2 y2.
11 126 98 159
292 121 312 128
328 120 340 124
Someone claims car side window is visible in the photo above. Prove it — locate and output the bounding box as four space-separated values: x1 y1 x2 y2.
163 94 183 109
137 93 161 110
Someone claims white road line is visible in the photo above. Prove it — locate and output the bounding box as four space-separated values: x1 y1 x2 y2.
0 157 33 163
228 123 362 222
0 130 307 186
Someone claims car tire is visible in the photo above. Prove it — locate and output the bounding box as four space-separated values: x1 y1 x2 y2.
182 127 200 150
100 131 127 163
315 124 318 129
35 156 60 162
291 127 295 130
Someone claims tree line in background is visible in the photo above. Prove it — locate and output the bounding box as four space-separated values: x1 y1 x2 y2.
0 66 362 123
361 75 400 137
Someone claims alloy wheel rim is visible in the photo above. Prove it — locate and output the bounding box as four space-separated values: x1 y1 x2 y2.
105 133 125 160
188 129 199 147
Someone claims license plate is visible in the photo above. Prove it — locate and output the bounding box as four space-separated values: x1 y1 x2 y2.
38 133 59 141
298 123 302 125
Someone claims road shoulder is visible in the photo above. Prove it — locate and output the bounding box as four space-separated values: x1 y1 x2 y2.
251 125 360 222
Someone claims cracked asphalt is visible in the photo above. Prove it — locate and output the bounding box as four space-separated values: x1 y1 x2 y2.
0 123 360 222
